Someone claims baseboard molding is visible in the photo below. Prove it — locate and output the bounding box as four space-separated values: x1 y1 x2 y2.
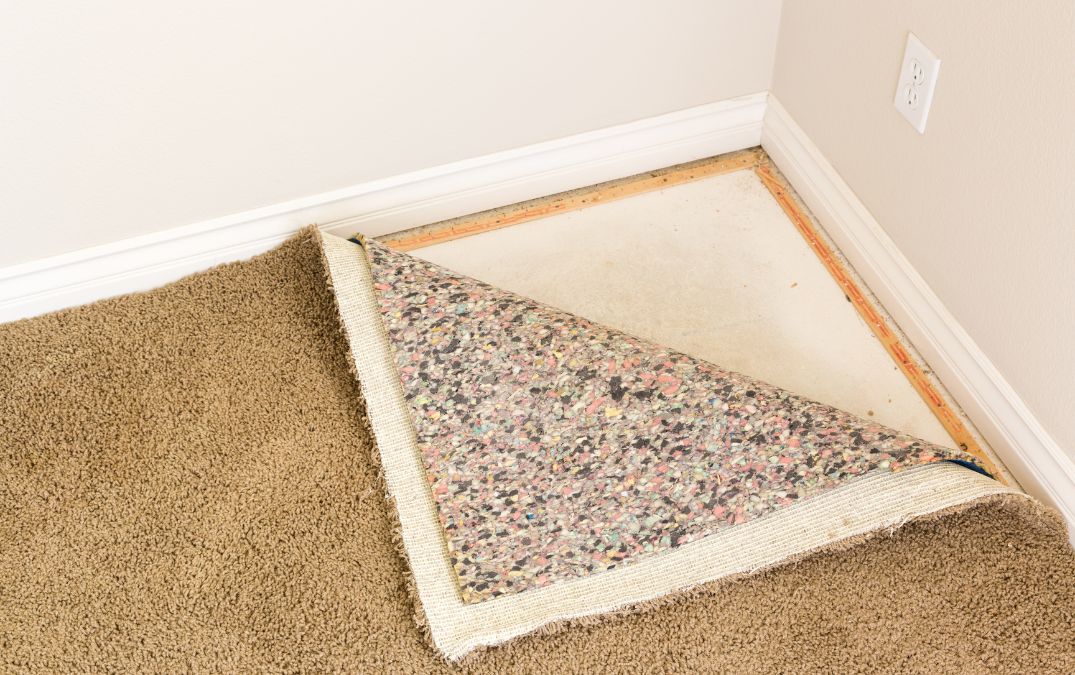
762 95 1075 527
9 88 1069 531
0 92 766 323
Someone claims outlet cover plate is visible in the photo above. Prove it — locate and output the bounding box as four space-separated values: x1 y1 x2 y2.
894 32 941 133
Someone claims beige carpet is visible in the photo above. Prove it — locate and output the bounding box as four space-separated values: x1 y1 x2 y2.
2 230 1074 673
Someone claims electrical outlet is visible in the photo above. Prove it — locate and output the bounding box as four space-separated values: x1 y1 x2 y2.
893 33 940 133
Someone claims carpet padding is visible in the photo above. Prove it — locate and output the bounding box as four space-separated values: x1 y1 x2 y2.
360 238 982 603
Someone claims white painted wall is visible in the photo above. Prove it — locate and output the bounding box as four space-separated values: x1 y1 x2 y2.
0 0 782 266
771 1 1075 457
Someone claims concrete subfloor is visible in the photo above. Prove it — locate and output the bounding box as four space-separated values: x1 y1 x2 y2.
410 168 952 447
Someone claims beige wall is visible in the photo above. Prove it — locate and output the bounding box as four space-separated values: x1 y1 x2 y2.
0 0 782 266
772 1 1075 455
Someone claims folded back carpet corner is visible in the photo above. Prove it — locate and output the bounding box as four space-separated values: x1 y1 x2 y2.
2 228 1074 672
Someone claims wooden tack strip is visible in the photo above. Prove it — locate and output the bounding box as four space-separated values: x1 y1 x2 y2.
377 149 763 252
754 162 1004 481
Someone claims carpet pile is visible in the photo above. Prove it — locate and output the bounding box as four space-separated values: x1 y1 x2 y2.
1 229 1073 672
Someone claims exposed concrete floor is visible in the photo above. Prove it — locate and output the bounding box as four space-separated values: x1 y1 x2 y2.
411 169 951 447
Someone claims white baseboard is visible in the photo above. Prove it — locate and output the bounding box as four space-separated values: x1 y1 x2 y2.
762 94 1075 527
0 92 766 323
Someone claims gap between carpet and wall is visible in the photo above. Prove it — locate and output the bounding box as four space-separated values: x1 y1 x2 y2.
0 90 1071 532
